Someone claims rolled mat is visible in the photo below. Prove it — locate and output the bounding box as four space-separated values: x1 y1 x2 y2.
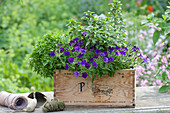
0 91 28 110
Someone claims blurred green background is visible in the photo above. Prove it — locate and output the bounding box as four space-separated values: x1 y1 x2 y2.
0 0 169 93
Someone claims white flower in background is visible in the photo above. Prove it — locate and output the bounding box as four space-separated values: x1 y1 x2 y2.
31 86 35 91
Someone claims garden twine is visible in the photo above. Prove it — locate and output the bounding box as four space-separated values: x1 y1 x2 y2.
42 99 65 112
0 91 28 110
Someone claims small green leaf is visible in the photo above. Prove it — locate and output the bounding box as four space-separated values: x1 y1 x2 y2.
162 71 167 81
153 30 161 45
159 85 170 93
162 15 166 20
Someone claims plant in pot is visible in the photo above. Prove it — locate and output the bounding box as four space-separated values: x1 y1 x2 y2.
29 0 148 108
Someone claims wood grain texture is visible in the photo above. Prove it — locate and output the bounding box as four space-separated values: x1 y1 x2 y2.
53 69 135 108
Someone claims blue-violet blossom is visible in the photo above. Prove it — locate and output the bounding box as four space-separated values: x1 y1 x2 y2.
108 57 113 62
68 57 74 63
82 72 88 78
80 49 87 53
65 64 69 70
64 51 70 56
74 71 79 77
92 62 97 67
85 63 91 69
50 50 55 57
103 57 108 62
77 53 84 59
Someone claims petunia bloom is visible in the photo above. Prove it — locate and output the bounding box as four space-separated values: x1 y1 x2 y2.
68 57 74 63
82 31 87 36
65 64 69 70
122 46 128 51
103 51 108 55
81 60 87 65
64 51 70 56
74 71 79 77
82 72 88 78
77 53 84 59
71 48 75 52
92 62 97 67
109 46 114 53
89 58 94 62
120 51 126 55
60 48 64 53
75 46 81 51
73 37 79 41
108 57 113 62
115 51 119 55
95 49 101 54
115 45 121 50
80 49 87 53
50 50 55 57
78 61 81 65
103 57 108 62
100 52 106 57
93 54 99 59
85 63 91 69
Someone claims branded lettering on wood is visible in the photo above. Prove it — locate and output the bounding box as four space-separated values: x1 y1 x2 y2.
53 69 135 108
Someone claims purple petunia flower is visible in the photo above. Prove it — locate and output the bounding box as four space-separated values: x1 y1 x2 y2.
89 49 93 54
71 48 75 52
81 60 87 65
57 44 62 48
85 63 91 69
68 57 74 63
50 50 55 57
109 46 114 53
73 37 79 41
64 51 70 56
103 51 108 55
103 57 108 62
80 49 87 53
70 40 75 44
100 52 106 57
95 49 101 54
93 54 99 59
82 31 87 36
115 51 119 55
143 58 148 63
115 45 121 50
122 46 128 51
78 61 81 65
77 53 84 59
82 72 88 78
65 64 69 70
89 58 94 62
120 51 126 55
79 42 84 45
75 46 81 51
108 57 113 62
132 49 138 53
92 62 97 67
74 71 79 77
60 48 64 53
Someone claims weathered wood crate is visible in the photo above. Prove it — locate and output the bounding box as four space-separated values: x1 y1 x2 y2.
53 69 135 108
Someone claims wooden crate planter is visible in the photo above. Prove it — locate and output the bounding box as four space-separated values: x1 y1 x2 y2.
53 69 135 108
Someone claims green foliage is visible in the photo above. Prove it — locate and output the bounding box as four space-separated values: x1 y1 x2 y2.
29 33 69 77
0 49 53 93
29 1 147 81
0 0 110 92
145 3 170 45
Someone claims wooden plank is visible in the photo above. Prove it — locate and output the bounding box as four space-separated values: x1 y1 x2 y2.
53 69 135 108
1 86 170 112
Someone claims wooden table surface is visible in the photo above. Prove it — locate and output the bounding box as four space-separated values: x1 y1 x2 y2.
0 86 170 113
